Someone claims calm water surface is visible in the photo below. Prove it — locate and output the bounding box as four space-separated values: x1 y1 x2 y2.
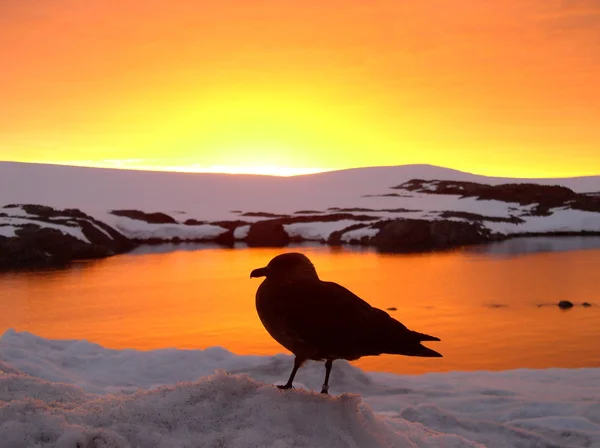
1 240 600 375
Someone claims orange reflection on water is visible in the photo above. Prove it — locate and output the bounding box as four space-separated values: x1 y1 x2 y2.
1 245 599 374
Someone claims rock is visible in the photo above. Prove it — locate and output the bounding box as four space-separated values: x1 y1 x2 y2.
393 179 600 216
1 226 109 270
582 302 592 307
110 209 177 224
372 219 493 253
0 205 134 271
262 213 379 227
183 219 207 225
245 222 290 247
209 220 251 231
558 300 574 309
241 212 288 218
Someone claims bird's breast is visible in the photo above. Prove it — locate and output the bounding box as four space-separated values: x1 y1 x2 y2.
255 282 312 357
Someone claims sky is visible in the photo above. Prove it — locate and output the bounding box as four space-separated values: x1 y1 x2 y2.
1 0 599 177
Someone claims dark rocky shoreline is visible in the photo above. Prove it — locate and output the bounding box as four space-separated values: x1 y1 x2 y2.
2 179 600 271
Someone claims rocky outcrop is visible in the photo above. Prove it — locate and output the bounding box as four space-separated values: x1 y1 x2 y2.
394 179 600 216
372 219 494 253
241 214 380 247
110 209 178 224
245 222 290 247
1 204 134 271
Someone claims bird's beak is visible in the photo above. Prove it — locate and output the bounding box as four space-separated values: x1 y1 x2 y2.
250 266 270 279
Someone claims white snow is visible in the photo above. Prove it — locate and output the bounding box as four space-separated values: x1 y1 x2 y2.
0 205 32 217
1 162 598 215
341 227 380 242
487 209 600 234
1 329 599 448
0 216 90 243
284 220 366 241
0 225 17 238
108 215 228 241
233 224 250 240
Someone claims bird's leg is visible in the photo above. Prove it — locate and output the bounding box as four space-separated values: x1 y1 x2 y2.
277 357 304 390
321 359 333 394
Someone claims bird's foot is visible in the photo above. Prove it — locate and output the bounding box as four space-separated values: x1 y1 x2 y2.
277 384 294 390
320 384 329 395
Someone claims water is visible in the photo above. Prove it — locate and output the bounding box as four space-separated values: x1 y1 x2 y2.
1 239 600 375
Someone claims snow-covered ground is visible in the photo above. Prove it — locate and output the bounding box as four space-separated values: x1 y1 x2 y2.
1 162 600 244
1 329 598 448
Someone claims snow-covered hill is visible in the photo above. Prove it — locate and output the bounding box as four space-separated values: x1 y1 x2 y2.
1 329 598 448
1 162 599 218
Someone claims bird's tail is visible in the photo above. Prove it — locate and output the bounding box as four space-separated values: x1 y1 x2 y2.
387 330 443 357
394 343 442 358
413 331 441 342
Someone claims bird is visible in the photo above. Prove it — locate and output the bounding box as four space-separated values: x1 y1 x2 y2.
250 252 442 395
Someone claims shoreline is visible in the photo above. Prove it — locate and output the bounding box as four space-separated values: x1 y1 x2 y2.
3 202 600 272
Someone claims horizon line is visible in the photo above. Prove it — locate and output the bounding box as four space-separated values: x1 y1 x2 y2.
2 159 600 180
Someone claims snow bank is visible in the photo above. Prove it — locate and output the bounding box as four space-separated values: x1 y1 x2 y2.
108 215 228 241
233 224 250 240
0 368 478 448
284 220 365 241
487 209 600 234
1 330 599 448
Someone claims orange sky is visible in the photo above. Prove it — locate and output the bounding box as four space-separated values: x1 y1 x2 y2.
1 0 599 177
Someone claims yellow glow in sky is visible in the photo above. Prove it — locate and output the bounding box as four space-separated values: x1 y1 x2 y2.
1 1 599 177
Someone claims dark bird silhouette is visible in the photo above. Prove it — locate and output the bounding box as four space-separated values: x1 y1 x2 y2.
250 252 442 394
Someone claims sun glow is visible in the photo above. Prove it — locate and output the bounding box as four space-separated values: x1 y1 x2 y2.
2 1 600 177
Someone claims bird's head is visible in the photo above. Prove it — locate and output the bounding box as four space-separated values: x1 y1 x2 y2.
250 252 319 283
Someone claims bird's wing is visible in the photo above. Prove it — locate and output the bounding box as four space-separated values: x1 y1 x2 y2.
268 279 425 358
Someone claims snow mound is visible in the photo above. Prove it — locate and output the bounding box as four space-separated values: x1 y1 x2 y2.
0 369 477 448
1 330 600 447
